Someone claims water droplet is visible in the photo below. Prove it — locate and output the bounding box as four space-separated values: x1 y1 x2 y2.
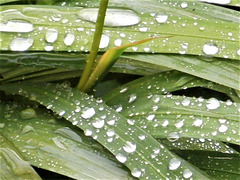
78 8 141 27
114 39 122 46
115 105 123 112
64 33 75 46
10 37 34 51
116 153 127 163
139 27 148 32
51 14 62 22
153 148 160 154
77 27 85 32
45 29 58 43
152 95 160 103
0 123 5 128
106 129 115 137
123 141 136 153
20 108 36 120
162 119 169 127
182 98 190 106
146 114 155 121
183 169 193 178
45 45 54 51
175 120 184 128
143 47 150 52
75 106 81 112
237 49 240 56
138 134 146 140
219 124 228 133
155 14 168 23
120 87 128 93
85 129 93 136
203 42 219 55
21 125 35 134
206 98 220 110
167 132 180 142
169 158 181 170
180 2 188 8
0 20 33 33
193 118 203 127
81 107 95 119
99 34 110 48
131 168 142 178
128 94 137 103
59 110 65 116
92 118 105 128
107 119 116 125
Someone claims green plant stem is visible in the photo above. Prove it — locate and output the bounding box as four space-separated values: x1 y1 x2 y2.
76 0 109 91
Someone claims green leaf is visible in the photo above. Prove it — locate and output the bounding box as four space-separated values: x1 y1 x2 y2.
0 82 211 179
0 101 133 179
0 134 41 180
0 2 239 59
103 71 240 145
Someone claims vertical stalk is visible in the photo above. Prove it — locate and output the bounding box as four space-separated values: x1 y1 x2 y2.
76 0 109 91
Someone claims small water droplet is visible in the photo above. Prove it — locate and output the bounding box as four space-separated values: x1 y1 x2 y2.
152 95 160 103
59 110 65 116
237 49 240 56
182 98 190 106
85 129 92 136
138 134 146 140
21 125 35 134
123 141 136 153
10 37 34 51
51 14 62 22
146 114 155 121
167 132 180 142
175 120 184 128
106 129 115 137
78 8 141 27
139 27 148 32
155 14 168 23
92 118 105 128
162 119 169 127
99 34 110 48
183 169 193 178
120 87 128 93
206 98 220 110
180 2 188 8
219 124 228 133
153 148 160 154
45 29 58 43
193 118 203 127
20 108 36 120
128 94 137 103
116 153 127 163
0 20 33 33
114 39 122 46
107 119 116 125
131 168 142 178
115 105 123 112
169 158 181 170
81 107 95 119
127 119 135 125
44 45 54 51
64 33 75 46
203 42 219 55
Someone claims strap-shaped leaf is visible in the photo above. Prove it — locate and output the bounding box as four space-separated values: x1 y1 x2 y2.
0 82 211 179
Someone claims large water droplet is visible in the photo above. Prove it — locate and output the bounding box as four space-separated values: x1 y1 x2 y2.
131 168 142 178
64 33 75 46
206 98 220 110
155 14 168 23
123 141 137 153
146 114 155 121
99 34 110 48
116 153 127 163
219 124 228 133
203 42 219 55
180 2 188 8
10 37 34 51
45 29 58 43
183 169 193 178
193 118 203 127
78 8 141 27
92 118 105 128
0 20 33 33
182 98 190 106
81 107 95 119
167 132 180 142
169 158 181 170
114 39 122 46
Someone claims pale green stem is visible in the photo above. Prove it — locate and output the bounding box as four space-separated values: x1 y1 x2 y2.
76 0 109 91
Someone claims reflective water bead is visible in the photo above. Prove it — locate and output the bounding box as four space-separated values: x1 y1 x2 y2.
116 153 127 163
10 37 34 51
152 95 160 103
146 114 155 121
51 14 62 22
115 105 123 112
114 39 122 46
64 33 75 46
45 45 54 51
155 14 168 23
120 87 128 93
162 119 169 127
106 129 115 137
59 110 65 116
180 2 188 8
131 168 142 178
81 107 95 119
45 29 58 43
206 98 220 110
123 141 137 153
138 134 146 140
128 94 137 103
193 118 203 127
84 129 93 136
99 34 110 48
183 169 193 178
237 49 240 56
139 27 148 32
169 158 181 170
175 120 184 128
21 125 35 134
182 98 190 106
127 119 135 125
167 132 180 142
0 20 33 33
107 119 116 125
219 124 228 133
203 42 219 55
78 8 141 27
92 118 105 128
20 108 36 119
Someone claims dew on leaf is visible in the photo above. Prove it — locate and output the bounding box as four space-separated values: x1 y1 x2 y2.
203 42 219 55
146 114 155 121
182 98 190 106
0 20 33 33
50 14 62 22
155 14 168 23
64 33 75 46
78 8 141 27
10 37 34 51
120 87 128 93
44 45 54 51
123 141 137 153
127 119 135 125
45 29 58 43
92 118 105 128
84 129 93 136
183 169 193 178
131 168 142 178
139 27 148 32
162 119 169 127
138 134 146 140
206 98 220 110
20 108 36 120
81 107 95 119
175 120 184 128
99 34 110 48
59 110 65 116
128 94 137 103
152 95 160 103
237 49 240 56
21 125 35 134
0 123 5 128
180 2 188 8
167 132 180 142
115 104 123 112
219 124 228 133
77 27 85 32
169 158 181 170
193 118 203 127
116 153 127 163
114 39 122 46
107 119 116 126
106 129 115 137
